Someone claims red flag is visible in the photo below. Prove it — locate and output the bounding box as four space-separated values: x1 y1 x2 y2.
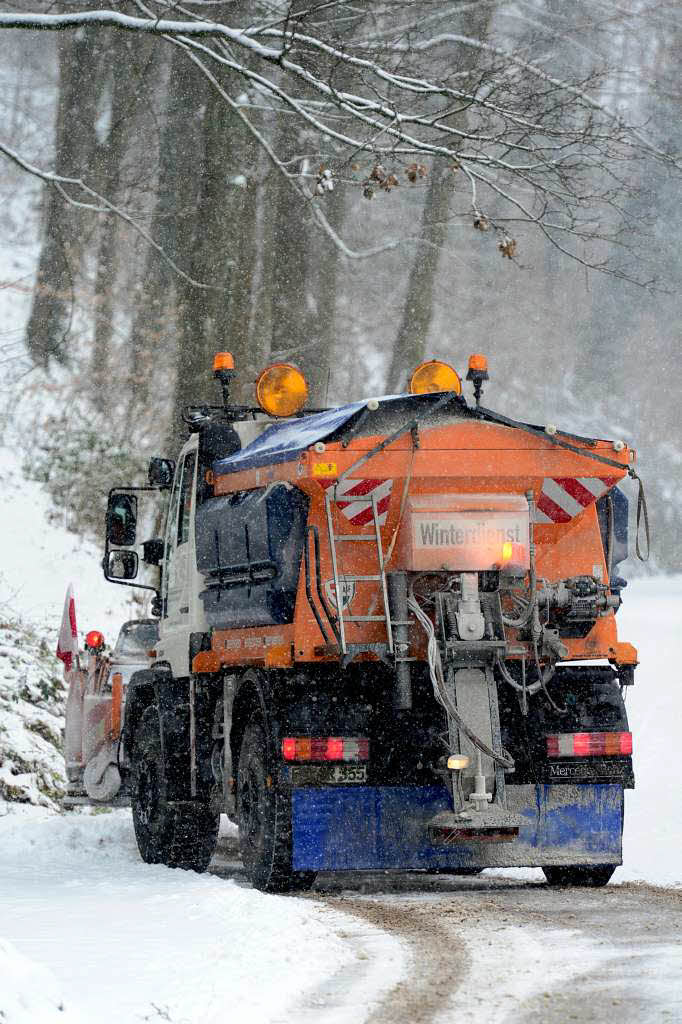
56 584 79 672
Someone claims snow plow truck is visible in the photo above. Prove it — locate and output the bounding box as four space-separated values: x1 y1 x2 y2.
102 353 644 891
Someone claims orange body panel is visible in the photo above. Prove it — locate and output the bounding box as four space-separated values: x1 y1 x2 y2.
210 419 635 669
110 672 123 740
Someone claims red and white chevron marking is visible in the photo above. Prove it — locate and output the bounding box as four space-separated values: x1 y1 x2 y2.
535 476 619 524
321 478 393 526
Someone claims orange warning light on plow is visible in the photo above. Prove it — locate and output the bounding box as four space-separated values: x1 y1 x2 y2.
256 363 308 417
409 360 462 396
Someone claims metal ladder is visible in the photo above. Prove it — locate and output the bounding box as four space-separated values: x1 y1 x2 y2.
323 489 394 657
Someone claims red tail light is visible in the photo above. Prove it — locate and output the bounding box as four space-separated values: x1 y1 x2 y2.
281 737 369 762
546 732 632 757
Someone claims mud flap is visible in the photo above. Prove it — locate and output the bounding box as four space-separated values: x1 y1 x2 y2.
291 783 623 872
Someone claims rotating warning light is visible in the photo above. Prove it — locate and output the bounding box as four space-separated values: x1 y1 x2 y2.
256 363 308 417
467 353 489 378
85 629 105 651
409 360 462 396
213 352 234 372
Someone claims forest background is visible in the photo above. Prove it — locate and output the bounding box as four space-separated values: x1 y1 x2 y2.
0 0 680 578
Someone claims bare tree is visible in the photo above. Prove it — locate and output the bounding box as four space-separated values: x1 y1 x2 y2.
1 0 677 306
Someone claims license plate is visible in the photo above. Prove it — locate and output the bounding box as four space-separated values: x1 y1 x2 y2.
331 764 367 784
289 764 368 787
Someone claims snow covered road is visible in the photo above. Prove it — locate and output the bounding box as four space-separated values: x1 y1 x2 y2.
320 878 682 1024
2 807 679 1024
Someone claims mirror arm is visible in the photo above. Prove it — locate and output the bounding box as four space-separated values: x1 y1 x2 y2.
104 485 164 598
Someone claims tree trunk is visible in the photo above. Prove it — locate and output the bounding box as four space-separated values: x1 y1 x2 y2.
90 33 134 398
386 6 495 393
386 163 452 392
167 57 262 446
128 47 199 417
25 14 107 366
269 152 311 380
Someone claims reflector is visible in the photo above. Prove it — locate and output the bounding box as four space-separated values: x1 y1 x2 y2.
409 360 462 396
256 363 308 417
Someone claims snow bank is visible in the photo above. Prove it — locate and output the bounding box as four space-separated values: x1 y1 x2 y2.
0 807 404 1024
0 443 138 633
0 936 83 1024
0 442 141 808
0 619 67 807
616 576 682 887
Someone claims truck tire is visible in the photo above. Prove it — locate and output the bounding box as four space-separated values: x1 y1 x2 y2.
130 706 219 872
237 720 316 893
542 865 615 887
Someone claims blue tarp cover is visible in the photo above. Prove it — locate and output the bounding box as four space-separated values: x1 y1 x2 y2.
213 393 448 475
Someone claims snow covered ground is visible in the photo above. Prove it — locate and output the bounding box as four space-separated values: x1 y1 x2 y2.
0 807 405 1024
0 443 142 631
0 442 139 807
609 576 682 887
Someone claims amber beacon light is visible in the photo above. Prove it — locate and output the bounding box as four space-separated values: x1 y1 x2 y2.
466 352 489 406
467 353 488 375
213 352 235 372
256 363 308 418
409 360 462 396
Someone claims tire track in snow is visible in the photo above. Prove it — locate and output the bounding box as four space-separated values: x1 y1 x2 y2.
276 906 407 1024
292 879 682 1024
315 895 471 1024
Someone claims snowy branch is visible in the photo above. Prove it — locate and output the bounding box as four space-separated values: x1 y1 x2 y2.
0 1 677 282
0 139 219 291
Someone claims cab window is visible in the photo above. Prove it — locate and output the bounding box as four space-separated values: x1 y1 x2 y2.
178 453 196 546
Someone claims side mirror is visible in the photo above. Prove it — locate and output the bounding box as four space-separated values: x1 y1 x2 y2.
148 457 176 490
107 550 138 580
106 493 138 547
142 538 165 566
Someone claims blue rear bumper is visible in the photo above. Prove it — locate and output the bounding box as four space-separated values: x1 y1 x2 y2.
292 783 623 872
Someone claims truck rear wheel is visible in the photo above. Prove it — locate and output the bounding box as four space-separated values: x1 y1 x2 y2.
542 865 615 887
130 706 219 872
237 720 316 893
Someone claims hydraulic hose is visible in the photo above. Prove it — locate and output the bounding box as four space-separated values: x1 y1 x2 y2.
495 654 544 697
407 594 514 771
501 597 533 629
